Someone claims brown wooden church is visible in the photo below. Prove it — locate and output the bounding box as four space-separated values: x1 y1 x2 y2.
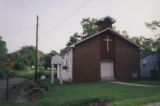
59 16 143 83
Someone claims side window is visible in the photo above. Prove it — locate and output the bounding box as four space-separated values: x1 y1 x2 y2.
143 59 147 67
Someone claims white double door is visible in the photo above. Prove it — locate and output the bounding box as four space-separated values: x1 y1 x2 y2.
100 60 114 81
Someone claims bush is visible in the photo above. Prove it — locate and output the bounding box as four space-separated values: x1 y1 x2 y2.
150 69 159 80
8 70 18 78
0 67 6 79
0 68 18 79
37 70 44 78
13 61 27 71
20 73 34 79
16 70 34 79
38 69 51 79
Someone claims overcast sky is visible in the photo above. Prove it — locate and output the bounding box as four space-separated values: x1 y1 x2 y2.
0 0 160 53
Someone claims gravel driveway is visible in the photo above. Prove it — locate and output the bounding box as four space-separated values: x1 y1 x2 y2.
0 78 25 95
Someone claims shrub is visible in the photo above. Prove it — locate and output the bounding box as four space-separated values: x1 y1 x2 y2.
0 67 6 79
16 71 34 79
37 69 44 78
0 69 18 79
8 70 18 78
38 69 51 79
22 73 34 79
13 61 27 71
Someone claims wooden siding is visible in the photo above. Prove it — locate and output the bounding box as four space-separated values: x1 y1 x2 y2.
72 30 141 83
115 37 141 80
72 36 101 83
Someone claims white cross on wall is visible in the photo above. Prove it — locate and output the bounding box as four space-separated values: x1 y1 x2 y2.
104 36 112 52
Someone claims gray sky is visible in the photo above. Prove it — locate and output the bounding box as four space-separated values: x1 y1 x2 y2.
0 0 160 53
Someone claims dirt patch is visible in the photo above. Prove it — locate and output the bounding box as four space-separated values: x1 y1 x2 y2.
81 98 109 106
144 102 160 106
0 80 48 103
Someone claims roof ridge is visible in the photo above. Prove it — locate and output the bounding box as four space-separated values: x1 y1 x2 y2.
70 28 144 51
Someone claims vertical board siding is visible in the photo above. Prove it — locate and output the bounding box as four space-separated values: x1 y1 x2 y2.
72 30 141 83
115 37 141 80
73 36 101 83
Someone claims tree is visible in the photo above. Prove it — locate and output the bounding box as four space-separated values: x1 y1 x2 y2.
121 30 129 38
130 36 155 55
43 50 57 69
10 45 43 70
66 33 81 47
145 20 160 50
61 18 98 54
81 18 98 39
145 21 160 31
0 36 8 60
63 17 158 56
145 20 160 69
0 36 8 78
65 18 98 47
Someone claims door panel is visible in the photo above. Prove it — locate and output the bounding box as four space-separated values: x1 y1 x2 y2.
100 60 114 80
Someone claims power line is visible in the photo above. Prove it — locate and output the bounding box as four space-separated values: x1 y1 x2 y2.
2 24 35 38
2 0 91 53
39 0 91 39
39 36 59 51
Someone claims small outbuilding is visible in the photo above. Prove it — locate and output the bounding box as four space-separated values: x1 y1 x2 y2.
140 52 159 77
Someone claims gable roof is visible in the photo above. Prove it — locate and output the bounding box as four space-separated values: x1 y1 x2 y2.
140 51 158 59
51 54 63 64
71 28 144 50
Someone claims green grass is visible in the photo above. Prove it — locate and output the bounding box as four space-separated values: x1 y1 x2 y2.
15 70 35 79
0 79 160 106
15 69 54 80
129 80 160 86
0 69 53 80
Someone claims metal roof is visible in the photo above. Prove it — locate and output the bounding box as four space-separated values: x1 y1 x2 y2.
140 51 158 59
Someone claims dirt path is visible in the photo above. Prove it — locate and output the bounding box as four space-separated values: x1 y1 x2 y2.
110 81 160 106
110 81 160 87
0 78 25 94
144 102 160 106
0 79 48 103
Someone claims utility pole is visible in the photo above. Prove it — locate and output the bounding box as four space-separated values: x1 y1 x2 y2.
35 15 39 82
6 71 8 100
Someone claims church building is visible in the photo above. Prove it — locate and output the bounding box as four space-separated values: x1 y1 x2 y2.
57 16 143 83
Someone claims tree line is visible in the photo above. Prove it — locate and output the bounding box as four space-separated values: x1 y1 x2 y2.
61 18 160 56
0 41 57 70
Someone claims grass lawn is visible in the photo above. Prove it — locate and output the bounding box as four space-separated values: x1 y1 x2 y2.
16 70 35 79
128 80 160 86
0 79 160 106
0 69 52 81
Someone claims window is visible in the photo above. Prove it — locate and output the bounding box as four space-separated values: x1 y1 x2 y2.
143 59 147 67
